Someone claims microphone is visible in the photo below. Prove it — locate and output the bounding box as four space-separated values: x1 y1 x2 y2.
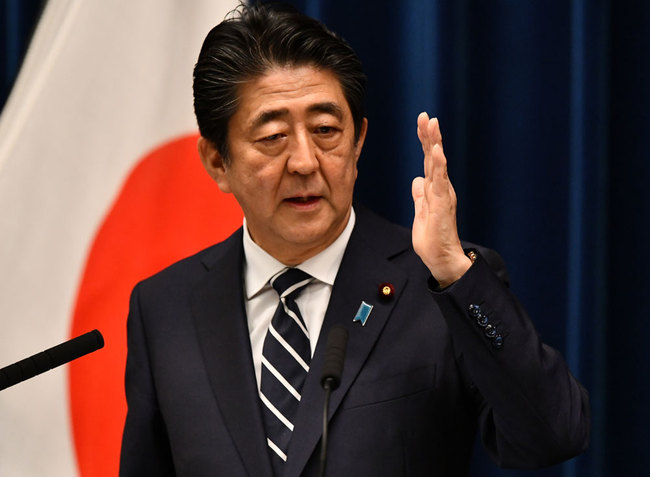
319 325 348 477
320 325 348 390
0 329 104 391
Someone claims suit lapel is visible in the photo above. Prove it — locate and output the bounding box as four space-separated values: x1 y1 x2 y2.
191 230 273 477
284 212 410 477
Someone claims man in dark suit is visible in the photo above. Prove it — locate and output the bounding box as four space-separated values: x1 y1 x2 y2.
120 4 589 476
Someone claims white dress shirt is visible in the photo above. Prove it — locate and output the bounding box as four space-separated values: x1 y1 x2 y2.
243 208 356 391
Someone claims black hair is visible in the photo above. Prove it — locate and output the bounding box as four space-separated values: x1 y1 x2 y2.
193 2 366 162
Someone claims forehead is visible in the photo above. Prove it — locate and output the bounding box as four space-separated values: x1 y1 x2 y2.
231 66 351 126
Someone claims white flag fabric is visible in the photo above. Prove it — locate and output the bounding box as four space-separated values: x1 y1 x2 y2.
0 1 242 475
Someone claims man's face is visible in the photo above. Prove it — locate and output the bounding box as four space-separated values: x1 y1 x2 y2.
199 65 367 265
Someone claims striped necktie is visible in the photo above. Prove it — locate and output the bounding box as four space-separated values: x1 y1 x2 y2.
260 267 313 475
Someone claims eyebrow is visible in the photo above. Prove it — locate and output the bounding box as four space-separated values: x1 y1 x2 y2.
250 102 345 130
307 102 344 120
251 109 289 130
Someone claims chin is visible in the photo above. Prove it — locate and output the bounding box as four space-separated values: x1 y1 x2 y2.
283 225 332 246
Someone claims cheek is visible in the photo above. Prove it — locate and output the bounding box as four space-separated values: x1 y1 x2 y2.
230 163 282 204
331 153 359 180
322 159 358 199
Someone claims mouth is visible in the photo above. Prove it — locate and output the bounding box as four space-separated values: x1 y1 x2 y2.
284 195 321 206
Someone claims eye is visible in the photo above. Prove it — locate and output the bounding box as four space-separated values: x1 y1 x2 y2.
314 125 340 137
261 133 284 142
254 132 287 155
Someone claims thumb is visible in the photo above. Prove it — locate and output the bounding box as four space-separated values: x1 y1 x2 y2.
412 176 424 201
412 176 425 217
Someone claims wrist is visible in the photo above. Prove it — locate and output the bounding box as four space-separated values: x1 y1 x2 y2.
431 253 473 288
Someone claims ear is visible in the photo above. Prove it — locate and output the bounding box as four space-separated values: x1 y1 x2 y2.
198 136 231 193
354 118 368 162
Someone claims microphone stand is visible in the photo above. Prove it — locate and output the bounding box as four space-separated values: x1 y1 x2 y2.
319 377 335 477
318 325 348 477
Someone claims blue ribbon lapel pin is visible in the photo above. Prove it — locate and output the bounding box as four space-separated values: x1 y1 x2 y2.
353 301 374 326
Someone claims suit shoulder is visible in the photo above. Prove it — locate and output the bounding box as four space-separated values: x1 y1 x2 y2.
136 228 243 293
354 205 412 253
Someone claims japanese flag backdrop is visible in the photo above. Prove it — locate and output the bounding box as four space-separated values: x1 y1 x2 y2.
0 0 242 475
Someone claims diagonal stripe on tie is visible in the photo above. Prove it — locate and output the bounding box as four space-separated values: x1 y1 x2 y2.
260 267 313 474
268 325 309 372
261 356 301 400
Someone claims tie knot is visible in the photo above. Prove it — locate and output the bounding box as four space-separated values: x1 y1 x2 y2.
271 268 312 299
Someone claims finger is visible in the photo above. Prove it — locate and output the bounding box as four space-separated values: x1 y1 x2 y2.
417 112 430 153
418 113 436 179
422 157 451 208
424 142 446 183
418 116 442 173
425 120 447 182
449 180 458 205
426 116 443 150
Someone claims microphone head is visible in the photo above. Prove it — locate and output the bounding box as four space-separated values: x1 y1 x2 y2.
0 329 105 391
320 325 349 390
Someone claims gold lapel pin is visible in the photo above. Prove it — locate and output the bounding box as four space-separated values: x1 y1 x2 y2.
378 282 395 298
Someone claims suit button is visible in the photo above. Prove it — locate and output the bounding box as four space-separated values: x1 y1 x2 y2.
484 324 497 338
492 335 504 349
476 313 488 327
469 304 481 317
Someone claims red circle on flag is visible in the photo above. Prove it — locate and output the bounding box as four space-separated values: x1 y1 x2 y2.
68 134 243 476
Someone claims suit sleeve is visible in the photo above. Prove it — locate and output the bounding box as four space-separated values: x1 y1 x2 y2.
120 283 176 476
431 248 590 469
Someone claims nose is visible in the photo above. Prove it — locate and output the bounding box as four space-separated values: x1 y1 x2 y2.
286 130 319 175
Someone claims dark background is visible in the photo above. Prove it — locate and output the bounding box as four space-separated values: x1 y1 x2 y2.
3 1 649 476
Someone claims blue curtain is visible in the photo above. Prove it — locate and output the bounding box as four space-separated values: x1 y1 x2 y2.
3 1 649 475
262 1 649 476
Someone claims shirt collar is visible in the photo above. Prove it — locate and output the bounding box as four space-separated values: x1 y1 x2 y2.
243 207 356 299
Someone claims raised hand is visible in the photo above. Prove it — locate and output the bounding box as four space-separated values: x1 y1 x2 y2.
411 112 472 288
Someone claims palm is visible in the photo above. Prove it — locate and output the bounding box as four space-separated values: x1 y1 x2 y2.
411 113 470 287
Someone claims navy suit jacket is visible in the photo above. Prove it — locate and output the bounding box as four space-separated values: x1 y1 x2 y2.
120 207 589 476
